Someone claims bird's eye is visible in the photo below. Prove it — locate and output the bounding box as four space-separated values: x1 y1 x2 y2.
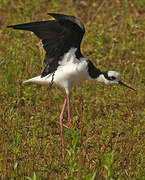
109 76 116 80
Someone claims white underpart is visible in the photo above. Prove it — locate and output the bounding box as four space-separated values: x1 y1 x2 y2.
23 48 90 94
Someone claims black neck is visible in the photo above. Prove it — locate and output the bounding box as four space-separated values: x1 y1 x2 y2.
87 60 102 79
75 47 83 59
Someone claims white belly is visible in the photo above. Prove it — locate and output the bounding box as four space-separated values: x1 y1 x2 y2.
23 48 90 93
54 60 89 91
23 60 89 93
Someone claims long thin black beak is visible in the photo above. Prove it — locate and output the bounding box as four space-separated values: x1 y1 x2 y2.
119 81 136 91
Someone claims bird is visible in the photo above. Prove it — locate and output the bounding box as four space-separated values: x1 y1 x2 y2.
8 13 136 160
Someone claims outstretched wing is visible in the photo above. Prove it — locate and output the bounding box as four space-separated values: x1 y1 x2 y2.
8 13 85 77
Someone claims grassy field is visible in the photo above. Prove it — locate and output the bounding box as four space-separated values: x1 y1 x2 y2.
0 0 145 179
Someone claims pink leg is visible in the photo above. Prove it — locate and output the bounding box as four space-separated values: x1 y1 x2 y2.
60 98 67 160
66 94 72 123
83 148 90 163
60 94 89 162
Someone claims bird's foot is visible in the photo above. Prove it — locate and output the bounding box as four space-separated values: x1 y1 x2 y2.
68 116 72 124
83 148 90 163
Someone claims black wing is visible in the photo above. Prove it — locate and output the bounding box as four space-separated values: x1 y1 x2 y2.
8 13 85 77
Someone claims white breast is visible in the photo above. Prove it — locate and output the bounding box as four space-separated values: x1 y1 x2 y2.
54 52 89 93
23 48 89 94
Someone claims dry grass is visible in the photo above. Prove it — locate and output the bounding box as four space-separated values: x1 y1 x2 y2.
0 0 145 179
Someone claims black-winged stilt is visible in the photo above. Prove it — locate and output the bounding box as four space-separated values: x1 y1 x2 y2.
8 13 135 160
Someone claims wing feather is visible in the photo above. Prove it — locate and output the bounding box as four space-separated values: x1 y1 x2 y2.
8 13 85 77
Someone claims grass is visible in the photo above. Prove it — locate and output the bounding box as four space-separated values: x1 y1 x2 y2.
0 0 145 179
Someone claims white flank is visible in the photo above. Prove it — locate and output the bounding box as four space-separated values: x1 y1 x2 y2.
23 48 90 94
